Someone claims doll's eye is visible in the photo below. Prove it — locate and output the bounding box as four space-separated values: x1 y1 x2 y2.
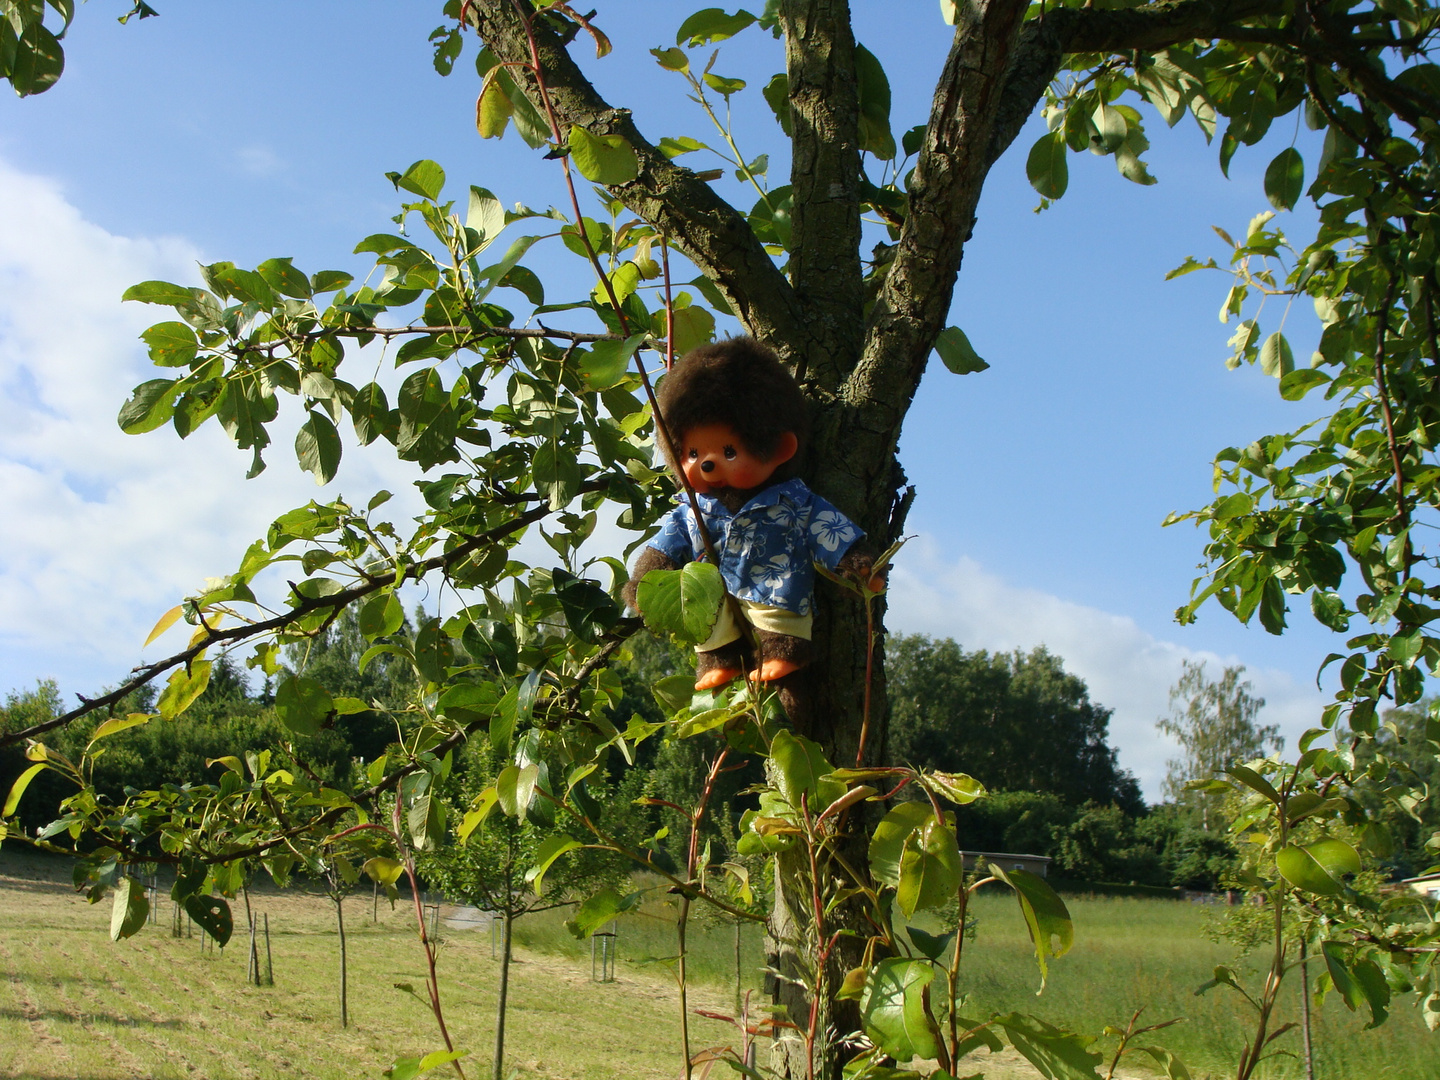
723 445 737 460
687 448 698 460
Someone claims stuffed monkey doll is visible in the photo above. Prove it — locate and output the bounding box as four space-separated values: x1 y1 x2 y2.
624 337 881 691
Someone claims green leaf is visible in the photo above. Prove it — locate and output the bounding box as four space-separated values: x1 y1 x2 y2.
491 670 539 757
988 864 1073 990
636 563 725 644
295 410 341 485
89 714 153 745
1322 942 1391 1028
532 441 582 511
157 661 212 720
206 264 276 307
553 569 619 644
925 770 986 805
351 381 391 447
10 22 65 97
771 730 846 813
934 326 989 375
859 958 941 1062
1279 368 1329 401
496 763 540 819
118 378 182 434
257 257 312 299
762 73 792 136
651 674 697 715
141 321 199 367
869 802 933 887
1264 147 1304 211
896 817 961 917
384 1050 469 1080
124 280 200 306
1026 131 1069 200
184 894 233 947
702 71 746 97
476 72 514 139
311 270 353 294
1277 837 1360 895
4 763 46 818
568 128 639 186
651 47 689 72
992 1013 1103 1079
525 834 582 896
566 887 643 938
676 8 756 47
1091 100 1127 153
1258 331 1294 378
110 877 150 942
854 44 894 160
907 925 955 962
274 674 333 736
670 305 716 355
414 619 454 684
360 858 406 892
576 334 645 391
466 185 507 249
359 593 404 640
391 159 445 201
1227 764 1281 804
1137 1046 1193 1080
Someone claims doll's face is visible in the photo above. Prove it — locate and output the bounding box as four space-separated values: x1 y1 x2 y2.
678 422 797 494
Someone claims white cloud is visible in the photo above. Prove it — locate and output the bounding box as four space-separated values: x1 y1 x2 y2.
0 158 414 697
885 536 1326 801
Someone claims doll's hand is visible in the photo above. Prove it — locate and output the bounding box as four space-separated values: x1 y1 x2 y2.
837 550 887 594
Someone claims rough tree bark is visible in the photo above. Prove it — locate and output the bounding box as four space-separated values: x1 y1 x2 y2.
463 0 1293 1075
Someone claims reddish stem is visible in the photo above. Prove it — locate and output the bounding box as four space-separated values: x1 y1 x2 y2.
393 786 467 1080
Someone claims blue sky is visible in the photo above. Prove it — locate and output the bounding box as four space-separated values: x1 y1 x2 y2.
0 1 1345 796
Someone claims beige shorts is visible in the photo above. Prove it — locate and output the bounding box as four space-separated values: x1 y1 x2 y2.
699 598 812 653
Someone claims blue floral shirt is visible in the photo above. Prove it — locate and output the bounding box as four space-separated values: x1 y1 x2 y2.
647 478 863 615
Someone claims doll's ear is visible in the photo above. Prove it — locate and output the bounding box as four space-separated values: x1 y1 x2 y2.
769 431 799 465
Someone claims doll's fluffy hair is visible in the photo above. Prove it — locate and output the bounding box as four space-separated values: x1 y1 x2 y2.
655 337 809 472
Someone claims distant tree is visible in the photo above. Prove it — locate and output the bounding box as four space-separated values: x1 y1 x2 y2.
1357 702 1440 877
887 635 1142 812
1157 661 1281 827
0 680 66 834
284 606 417 764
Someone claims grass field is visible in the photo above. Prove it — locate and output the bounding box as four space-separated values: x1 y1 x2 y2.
1 848 1434 1079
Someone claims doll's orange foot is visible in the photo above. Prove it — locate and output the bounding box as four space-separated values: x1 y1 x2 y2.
749 658 801 683
695 667 742 690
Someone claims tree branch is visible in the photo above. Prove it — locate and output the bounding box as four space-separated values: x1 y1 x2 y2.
464 1 810 353
780 0 864 387
0 484 614 750
987 0 1281 169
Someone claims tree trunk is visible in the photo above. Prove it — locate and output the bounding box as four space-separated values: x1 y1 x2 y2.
494 907 514 1080
335 894 348 1028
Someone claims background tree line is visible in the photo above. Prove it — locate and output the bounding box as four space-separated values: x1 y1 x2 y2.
21 624 1435 895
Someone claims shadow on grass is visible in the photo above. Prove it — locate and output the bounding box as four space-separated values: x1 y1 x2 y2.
0 1008 186 1028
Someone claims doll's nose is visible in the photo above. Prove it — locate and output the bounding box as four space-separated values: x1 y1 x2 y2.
700 460 715 473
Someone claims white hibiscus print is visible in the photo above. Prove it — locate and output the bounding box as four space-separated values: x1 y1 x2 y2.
749 552 792 592
726 515 761 554
765 503 798 531
810 510 857 553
